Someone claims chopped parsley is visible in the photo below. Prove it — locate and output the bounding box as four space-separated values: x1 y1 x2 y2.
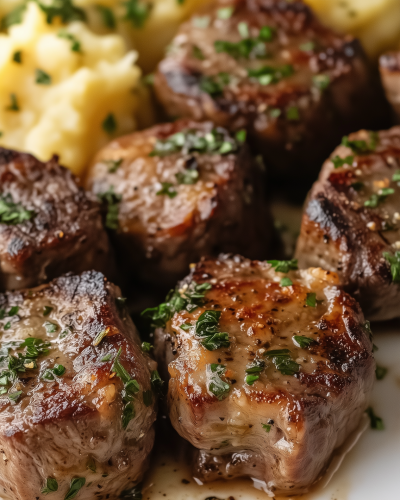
97 5 116 29
375 365 388 380
112 348 140 429
293 335 314 348
286 106 300 121
247 64 294 85
1 5 26 30
150 369 163 392
6 93 19 112
192 16 210 29
267 259 298 273
200 73 230 96
180 323 192 331
43 306 53 317
35 69 52 85
217 7 234 19
36 0 86 24
141 342 153 352
141 281 211 328
332 155 354 168
280 277 293 287
207 364 230 400
41 477 58 495
156 182 177 199
12 51 22 64
313 74 330 90
102 113 117 134
214 25 272 60
195 310 230 351
87 456 96 473
305 292 323 307
245 359 265 385
44 321 58 333
341 132 378 155
104 158 122 173
101 353 113 362
8 390 22 402
0 194 35 225
299 41 315 52
366 407 384 430
392 170 400 182
58 31 81 52
192 45 204 60
42 364 66 381
92 328 108 346
123 0 152 28
97 187 121 230
364 188 394 208
262 423 271 432
64 477 86 500
264 349 300 376
383 251 400 283
175 168 199 185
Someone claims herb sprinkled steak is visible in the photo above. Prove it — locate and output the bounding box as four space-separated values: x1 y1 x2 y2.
154 0 390 180
151 255 375 496
296 127 400 321
0 147 112 291
86 120 273 289
0 271 157 500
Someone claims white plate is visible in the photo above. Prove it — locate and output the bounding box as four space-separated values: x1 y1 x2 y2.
142 322 400 500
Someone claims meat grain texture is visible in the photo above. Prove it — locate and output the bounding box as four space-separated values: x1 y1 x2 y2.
0 271 157 500
0 148 112 291
296 127 400 321
154 0 390 180
86 120 273 289
153 255 375 496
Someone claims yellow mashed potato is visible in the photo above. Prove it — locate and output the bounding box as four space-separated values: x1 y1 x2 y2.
0 1 142 175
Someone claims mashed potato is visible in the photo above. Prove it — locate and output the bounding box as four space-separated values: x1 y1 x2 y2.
0 1 142 175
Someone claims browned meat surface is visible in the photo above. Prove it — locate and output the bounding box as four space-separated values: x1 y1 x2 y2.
0 271 157 500
0 148 112 291
154 0 389 180
151 254 375 496
85 120 273 289
295 127 400 321
380 52 400 121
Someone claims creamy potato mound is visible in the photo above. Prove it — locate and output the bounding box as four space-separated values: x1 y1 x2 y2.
0 1 141 175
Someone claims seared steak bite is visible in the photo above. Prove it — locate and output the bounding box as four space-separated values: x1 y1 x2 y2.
380 52 400 121
296 127 400 321
0 271 157 500
0 148 112 291
85 120 273 289
154 0 389 180
151 255 375 496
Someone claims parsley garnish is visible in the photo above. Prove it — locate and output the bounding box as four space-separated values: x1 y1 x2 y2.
313 74 330 90
286 106 299 121
123 0 152 28
112 347 140 429
97 5 116 28
176 168 199 185
97 187 121 230
6 93 19 112
262 423 271 432
195 310 230 351
92 328 108 346
192 45 204 60
37 0 86 24
217 7 234 19
8 390 22 402
58 31 81 52
305 292 323 307
208 364 230 400
35 69 52 85
383 251 400 283
280 277 293 287
43 306 53 316
299 41 315 51
364 188 394 208
247 64 293 85
200 73 229 96
87 456 96 473
141 342 153 352
1 5 26 30
44 321 58 333
267 259 298 273
245 359 265 385
12 51 22 64
375 365 387 380
293 335 314 348
141 281 211 328
156 182 177 198
41 477 58 495
342 132 378 155
366 407 384 430
214 24 274 60
332 155 354 168
42 364 65 381
392 170 400 182
102 113 117 134
150 369 163 392
0 194 35 225
264 349 300 376
101 353 112 362
64 477 86 500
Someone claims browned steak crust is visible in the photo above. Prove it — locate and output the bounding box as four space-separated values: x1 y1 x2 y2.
0 148 112 291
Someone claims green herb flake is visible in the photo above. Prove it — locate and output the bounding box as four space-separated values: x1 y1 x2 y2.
313 74 330 90
262 423 271 432
41 477 58 495
270 108 281 118
392 170 400 182
1 5 26 30
8 390 22 402
64 477 86 500
176 169 199 185
267 259 298 273
96 5 115 29
299 41 315 51
141 342 153 352
286 106 299 121
235 129 247 143
0 194 35 225
375 365 388 381
331 155 354 169
366 407 384 430
43 306 53 317
123 0 152 28
101 353 113 362
383 251 400 283
44 321 58 333
192 16 210 29
3 322 11 331
245 374 259 385
237 21 249 38
143 389 153 406
248 64 294 85
195 310 230 351
217 7 234 19
35 69 52 85
156 182 177 198
208 363 230 400
92 329 108 346
280 277 293 287
150 370 164 392
6 93 19 112
364 188 394 208
264 349 300 376
8 306 19 316
293 335 314 349
180 323 192 331
37 0 86 24
12 51 22 64
97 187 121 230
192 45 204 60
341 132 379 155
259 26 274 41
102 113 117 134
58 31 81 52
87 456 96 473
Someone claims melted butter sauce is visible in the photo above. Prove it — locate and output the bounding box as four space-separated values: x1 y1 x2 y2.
143 327 400 500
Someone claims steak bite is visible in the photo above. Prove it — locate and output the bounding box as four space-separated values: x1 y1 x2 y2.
0 271 157 500
151 255 375 496
0 147 112 291
85 120 273 289
154 0 389 180
295 127 400 321
380 52 400 121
